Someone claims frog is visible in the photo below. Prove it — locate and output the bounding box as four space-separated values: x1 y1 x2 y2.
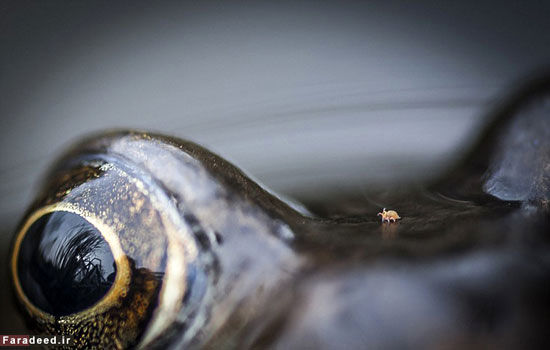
9 74 550 349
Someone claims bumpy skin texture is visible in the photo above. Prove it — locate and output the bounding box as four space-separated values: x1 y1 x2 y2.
10 75 550 349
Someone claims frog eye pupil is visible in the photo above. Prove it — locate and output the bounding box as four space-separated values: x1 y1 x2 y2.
17 211 117 316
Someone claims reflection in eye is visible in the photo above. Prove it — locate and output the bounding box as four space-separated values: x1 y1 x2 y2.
17 211 116 316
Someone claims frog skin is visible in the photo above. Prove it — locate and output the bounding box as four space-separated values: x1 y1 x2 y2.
9 75 550 349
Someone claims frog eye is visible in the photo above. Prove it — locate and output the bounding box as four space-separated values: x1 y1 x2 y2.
16 211 118 317
10 136 202 348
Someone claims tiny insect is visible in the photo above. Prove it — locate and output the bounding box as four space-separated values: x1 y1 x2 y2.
377 208 401 223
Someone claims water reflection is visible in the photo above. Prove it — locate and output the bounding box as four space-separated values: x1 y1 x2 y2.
17 212 116 316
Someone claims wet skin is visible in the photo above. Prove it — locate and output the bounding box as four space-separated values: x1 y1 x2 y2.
8 76 550 349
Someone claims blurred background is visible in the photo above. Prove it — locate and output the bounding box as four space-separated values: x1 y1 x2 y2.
1 0 550 332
